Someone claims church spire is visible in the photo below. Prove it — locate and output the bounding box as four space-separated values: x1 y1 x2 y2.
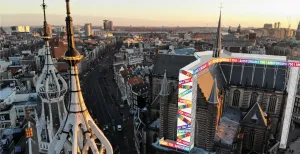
35 0 68 153
213 5 222 58
48 0 113 153
159 70 169 96
40 0 53 66
64 0 82 62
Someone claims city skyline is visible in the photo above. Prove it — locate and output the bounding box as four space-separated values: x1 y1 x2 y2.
1 0 300 28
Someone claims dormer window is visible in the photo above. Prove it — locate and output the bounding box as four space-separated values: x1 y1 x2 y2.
251 113 258 124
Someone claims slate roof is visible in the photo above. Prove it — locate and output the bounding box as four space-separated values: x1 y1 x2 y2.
242 102 267 127
174 48 195 55
153 54 196 78
218 62 287 91
215 107 241 146
127 76 144 86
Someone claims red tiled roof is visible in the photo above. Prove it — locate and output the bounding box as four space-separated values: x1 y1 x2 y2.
127 76 144 86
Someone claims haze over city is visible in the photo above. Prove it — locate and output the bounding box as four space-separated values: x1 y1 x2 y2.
2 0 300 153
1 0 300 27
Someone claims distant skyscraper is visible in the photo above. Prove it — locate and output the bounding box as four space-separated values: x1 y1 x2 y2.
263 23 272 29
236 24 241 33
11 26 30 33
84 23 92 36
103 20 113 31
296 22 300 38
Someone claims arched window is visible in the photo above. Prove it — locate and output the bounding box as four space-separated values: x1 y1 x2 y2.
249 92 259 107
268 95 277 113
232 90 240 107
249 130 255 149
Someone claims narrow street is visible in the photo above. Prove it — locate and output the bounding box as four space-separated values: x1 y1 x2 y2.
80 45 136 154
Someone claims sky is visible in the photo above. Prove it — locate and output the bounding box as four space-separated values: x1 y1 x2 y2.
0 0 300 28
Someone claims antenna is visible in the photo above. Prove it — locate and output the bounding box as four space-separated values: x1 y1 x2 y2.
219 2 223 12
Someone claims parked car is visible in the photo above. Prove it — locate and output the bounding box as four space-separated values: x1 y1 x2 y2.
103 125 108 131
117 125 122 132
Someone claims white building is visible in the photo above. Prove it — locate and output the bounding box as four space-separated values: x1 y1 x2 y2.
0 60 12 73
0 81 37 131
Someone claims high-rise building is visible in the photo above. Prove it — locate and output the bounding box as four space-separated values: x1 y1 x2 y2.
236 24 241 34
103 20 113 31
84 23 92 36
48 0 113 153
295 22 300 40
11 26 30 32
263 23 272 29
35 1 68 153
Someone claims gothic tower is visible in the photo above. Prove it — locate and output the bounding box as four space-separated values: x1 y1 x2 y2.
159 70 171 138
47 0 113 153
35 0 68 153
213 11 222 58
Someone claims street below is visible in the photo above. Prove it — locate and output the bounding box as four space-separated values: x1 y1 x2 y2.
80 46 136 154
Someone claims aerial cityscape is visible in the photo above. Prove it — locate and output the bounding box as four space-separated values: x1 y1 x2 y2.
0 0 300 154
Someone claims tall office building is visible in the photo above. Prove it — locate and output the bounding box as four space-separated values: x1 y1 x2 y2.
103 20 113 31
84 23 92 36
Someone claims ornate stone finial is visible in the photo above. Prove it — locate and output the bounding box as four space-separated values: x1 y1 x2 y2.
47 1 113 153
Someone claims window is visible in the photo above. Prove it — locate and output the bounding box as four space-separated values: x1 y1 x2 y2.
268 95 277 113
293 97 300 114
249 130 255 149
0 116 5 120
232 90 240 107
249 92 259 107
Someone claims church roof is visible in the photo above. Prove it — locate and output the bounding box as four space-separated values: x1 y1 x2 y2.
153 54 196 78
218 62 287 91
242 102 267 127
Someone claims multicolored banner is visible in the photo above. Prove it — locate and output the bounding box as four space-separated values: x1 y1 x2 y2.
159 139 190 151
193 57 300 75
160 56 300 152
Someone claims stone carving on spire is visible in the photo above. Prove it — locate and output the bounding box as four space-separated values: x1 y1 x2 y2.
35 0 68 153
159 70 170 96
47 0 113 153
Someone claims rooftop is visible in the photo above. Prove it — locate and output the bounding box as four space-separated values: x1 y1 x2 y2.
153 54 196 78
132 82 149 94
215 108 241 146
0 87 14 100
149 119 160 129
127 76 144 86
